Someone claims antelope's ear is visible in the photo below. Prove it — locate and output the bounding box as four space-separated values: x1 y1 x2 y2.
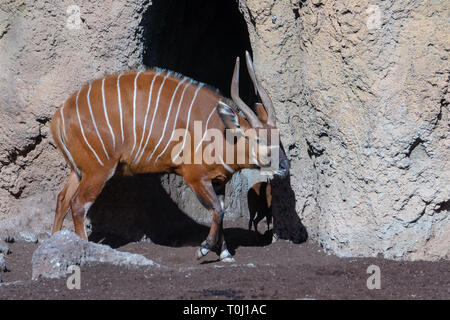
254 103 269 123
217 101 241 130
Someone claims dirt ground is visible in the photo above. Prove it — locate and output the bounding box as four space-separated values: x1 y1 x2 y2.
0 218 449 300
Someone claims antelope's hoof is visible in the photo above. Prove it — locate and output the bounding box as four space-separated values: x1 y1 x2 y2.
272 233 279 243
219 249 234 263
196 246 209 260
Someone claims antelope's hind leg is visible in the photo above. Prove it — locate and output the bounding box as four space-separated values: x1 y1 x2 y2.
253 212 265 234
52 170 80 234
248 208 256 231
69 167 115 240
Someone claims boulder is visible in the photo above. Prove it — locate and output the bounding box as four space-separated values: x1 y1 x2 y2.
31 230 159 280
0 243 10 255
0 253 6 273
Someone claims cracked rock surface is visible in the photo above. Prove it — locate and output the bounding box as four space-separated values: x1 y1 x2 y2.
239 0 449 260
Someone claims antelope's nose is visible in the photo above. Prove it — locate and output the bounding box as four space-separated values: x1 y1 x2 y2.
275 157 290 179
280 157 290 171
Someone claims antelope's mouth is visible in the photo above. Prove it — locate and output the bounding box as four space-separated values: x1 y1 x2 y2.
275 157 290 178
275 145 290 179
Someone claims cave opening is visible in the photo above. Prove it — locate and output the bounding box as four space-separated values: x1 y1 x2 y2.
140 0 255 104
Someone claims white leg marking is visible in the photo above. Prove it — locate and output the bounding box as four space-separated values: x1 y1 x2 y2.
147 77 188 161
134 71 171 164
87 83 109 160
101 78 116 150
116 73 125 143
220 249 234 262
194 106 217 153
82 201 93 239
172 84 204 161
130 71 143 155
75 89 104 166
154 80 193 162
133 71 162 163
197 246 210 259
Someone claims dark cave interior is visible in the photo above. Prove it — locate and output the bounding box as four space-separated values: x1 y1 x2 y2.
141 0 256 104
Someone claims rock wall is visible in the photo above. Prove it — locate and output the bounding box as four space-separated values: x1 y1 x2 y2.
239 0 449 260
0 0 448 260
0 0 253 243
0 0 152 240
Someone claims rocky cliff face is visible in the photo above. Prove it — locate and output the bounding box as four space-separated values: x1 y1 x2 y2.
0 0 154 240
0 0 253 243
239 0 449 260
0 0 448 260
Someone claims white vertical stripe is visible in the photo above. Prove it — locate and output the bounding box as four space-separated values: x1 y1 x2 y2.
75 88 104 166
134 72 171 164
147 77 188 161
130 71 142 155
101 78 116 150
218 155 235 173
59 103 80 175
59 104 67 140
87 83 109 160
116 73 125 143
59 134 80 177
154 79 193 162
172 84 204 161
133 71 162 163
194 105 217 153
58 107 80 177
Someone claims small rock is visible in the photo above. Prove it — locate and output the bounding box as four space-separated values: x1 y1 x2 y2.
19 232 38 243
32 230 160 280
0 243 10 255
0 254 6 272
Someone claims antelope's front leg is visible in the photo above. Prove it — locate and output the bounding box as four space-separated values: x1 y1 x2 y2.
186 179 232 261
215 194 233 262
197 207 222 259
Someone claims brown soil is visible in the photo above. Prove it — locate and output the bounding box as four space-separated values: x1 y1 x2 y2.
0 219 449 300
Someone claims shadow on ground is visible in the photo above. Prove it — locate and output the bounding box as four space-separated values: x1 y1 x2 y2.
88 174 275 252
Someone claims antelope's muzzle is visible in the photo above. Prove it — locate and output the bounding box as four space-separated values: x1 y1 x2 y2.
275 145 290 179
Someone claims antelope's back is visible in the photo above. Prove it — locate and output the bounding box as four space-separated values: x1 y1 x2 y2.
52 69 226 175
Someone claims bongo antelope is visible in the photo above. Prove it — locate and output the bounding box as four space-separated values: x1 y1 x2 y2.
50 51 290 261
